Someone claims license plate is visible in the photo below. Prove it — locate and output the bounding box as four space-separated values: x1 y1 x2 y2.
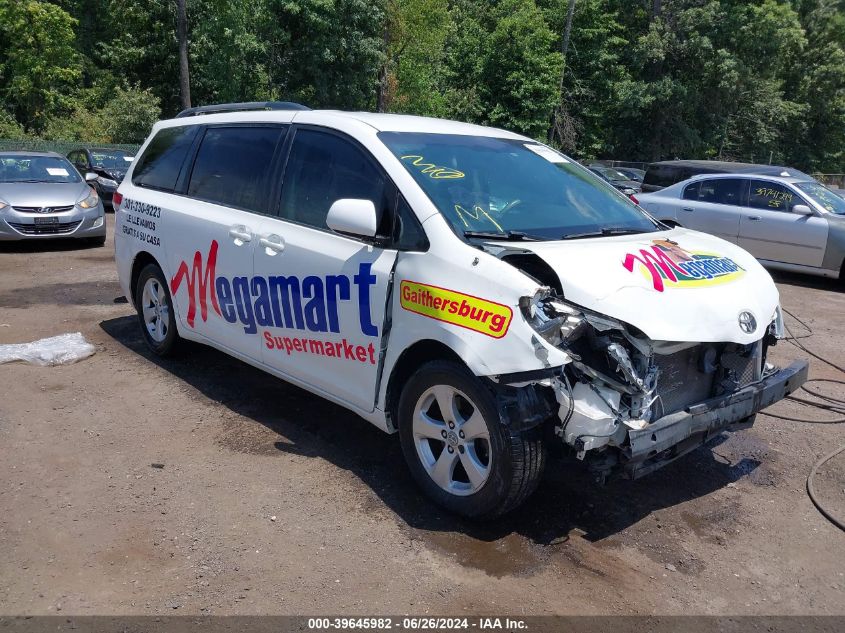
34 217 59 225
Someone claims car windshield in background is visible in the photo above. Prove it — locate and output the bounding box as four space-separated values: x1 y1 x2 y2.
795 181 845 215
379 133 658 241
596 167 630 181
90 151 133 169
0 155 82 184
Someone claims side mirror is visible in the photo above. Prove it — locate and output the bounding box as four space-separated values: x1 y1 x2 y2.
792 204 812 215
84 172 98 183
326 199 378 238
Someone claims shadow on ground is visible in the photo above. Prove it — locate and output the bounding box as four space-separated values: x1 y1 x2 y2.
100 315 758 550
0 238 106 254
771 270 842 293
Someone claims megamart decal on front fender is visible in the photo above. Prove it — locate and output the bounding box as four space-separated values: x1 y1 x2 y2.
622 239 745 292
400 280 512 338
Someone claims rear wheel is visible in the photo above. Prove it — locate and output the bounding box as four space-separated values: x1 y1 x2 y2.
397 361 545 519
135 263 180 356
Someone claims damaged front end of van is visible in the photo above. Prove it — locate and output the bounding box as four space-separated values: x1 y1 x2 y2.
489 230 809 480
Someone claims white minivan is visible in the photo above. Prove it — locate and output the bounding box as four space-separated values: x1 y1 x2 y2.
114 102 807 518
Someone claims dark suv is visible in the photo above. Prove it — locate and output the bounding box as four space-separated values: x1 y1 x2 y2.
67 148 135 209
641 160 812 193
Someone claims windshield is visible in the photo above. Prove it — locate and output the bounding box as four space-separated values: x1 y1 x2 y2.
90 150 133 170
795 181 845 215
380 133 658 240
596 167 630 181
0 155 81 184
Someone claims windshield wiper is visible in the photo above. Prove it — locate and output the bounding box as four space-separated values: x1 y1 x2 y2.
463 230 541 241
560 227 651 240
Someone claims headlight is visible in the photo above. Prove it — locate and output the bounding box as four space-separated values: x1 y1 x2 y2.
519 289 586 347
0 199 8 210
77 187 100 209
96 176 118 188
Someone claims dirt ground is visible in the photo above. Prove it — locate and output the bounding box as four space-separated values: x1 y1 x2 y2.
0 220 843 617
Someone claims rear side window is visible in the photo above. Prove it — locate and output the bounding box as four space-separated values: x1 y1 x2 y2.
644 165 678 188
132 126 199 192
187 126 286 213
280 129 386 231
748 180 801 212
687 178 746 205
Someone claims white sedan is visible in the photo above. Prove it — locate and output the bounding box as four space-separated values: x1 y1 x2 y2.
638 173 845 281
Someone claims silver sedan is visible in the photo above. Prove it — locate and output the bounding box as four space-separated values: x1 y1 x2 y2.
638 173 845 281
0 151 106 244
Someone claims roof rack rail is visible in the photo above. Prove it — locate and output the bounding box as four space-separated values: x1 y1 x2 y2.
175 101 310 118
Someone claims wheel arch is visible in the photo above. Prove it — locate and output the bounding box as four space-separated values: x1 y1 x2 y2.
384 339 467 432
129 251 162 309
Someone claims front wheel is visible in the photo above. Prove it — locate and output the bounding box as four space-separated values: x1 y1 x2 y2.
135 263 181 356
397 361 546 519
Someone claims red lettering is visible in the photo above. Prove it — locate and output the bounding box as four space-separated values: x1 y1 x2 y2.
170 240 222 327
622 246 687 292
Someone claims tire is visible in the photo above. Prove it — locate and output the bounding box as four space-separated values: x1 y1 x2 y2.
88 235 107 247
135 263 180 356
397 360 546 519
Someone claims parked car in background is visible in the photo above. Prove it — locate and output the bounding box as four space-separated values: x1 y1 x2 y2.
612 166 645 182
0 151 106 245
638 173 845 280
641 160 814 193
68 148 134 210
587 165 641 199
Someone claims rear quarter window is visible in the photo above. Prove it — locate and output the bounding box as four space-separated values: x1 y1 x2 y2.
644 165 681 188
132 126 199 192
186 126 286 213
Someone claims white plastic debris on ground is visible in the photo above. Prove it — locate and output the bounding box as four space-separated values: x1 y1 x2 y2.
0 332 96 367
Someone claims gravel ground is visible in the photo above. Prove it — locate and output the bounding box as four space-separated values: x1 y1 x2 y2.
0 221 843 616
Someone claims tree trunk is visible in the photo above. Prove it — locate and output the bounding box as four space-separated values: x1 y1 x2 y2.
177 0 191 110
549 0 576 144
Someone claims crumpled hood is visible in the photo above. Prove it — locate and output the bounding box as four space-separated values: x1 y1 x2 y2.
502 227 779 344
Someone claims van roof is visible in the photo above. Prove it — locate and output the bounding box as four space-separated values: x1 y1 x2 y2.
158 108 529 140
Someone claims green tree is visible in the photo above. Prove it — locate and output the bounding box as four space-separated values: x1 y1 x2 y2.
379 0 450 116
265 0 386 109
0 0 82 131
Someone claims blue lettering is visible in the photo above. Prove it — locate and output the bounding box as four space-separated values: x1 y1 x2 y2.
251 277 273 327
325 275 351 334
354 262 379 337
302 276 328 332
216 277 237 323
269 276 304 330
232 276 257 334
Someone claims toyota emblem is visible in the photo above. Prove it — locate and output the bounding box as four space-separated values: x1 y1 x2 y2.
738 311 757 334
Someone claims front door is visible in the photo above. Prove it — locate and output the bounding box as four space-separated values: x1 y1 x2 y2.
254 127 398 412
738 179 828 267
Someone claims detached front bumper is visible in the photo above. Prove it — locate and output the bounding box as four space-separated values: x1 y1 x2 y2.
623 360 809 478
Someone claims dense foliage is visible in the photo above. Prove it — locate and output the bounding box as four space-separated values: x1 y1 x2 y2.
0 0 843 171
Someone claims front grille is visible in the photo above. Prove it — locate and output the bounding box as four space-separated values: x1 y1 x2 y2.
9 220 82 235
652 341 763 417
720 341 763 389
653 346 715 416
13 205 75 214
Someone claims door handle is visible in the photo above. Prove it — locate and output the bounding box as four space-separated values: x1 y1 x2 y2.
228 225 252 244
748 215 762 221
259 234 285 255
681 207 694 212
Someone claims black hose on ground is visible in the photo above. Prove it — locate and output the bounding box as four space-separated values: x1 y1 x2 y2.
757 307 845 531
